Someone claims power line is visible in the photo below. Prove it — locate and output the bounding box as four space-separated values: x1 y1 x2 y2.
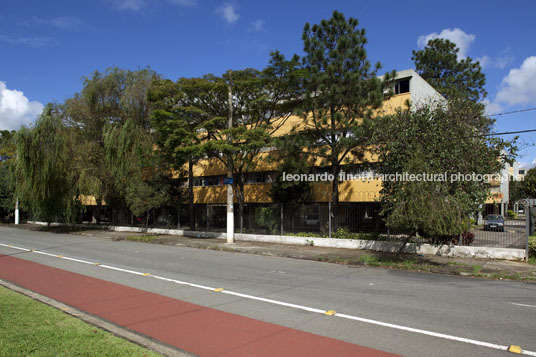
471 129 536 138
488 107 536 116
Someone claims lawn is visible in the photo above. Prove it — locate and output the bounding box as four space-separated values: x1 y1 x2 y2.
0 285 160 356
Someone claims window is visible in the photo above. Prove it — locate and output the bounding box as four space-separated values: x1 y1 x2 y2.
394 79 410 94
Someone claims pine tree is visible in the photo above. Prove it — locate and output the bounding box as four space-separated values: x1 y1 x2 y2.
299 10 392 228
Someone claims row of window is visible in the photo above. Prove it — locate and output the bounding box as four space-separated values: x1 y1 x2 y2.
193 172 275 187
191 168 377 187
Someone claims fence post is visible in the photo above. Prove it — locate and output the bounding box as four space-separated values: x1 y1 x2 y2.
280 203 284 236
328 202 332 238
177 203 181 229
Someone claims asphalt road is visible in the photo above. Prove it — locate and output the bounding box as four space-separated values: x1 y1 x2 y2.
0 226 535 357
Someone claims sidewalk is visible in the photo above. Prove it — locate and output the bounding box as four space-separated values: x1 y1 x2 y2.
6 223 536 281
0 254 396 357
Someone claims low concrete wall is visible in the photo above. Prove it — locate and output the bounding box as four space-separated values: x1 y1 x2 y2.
27 221 526 261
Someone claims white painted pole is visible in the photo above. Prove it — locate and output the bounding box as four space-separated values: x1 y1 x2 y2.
15 198 19 224
226 71 235 244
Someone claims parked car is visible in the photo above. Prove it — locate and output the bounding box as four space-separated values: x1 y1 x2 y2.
484 215 505 232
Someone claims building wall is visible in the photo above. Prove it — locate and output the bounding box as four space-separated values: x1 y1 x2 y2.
191 91 412 204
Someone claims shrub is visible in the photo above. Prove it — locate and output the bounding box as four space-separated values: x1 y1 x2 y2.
507 210 517 219
461 231 475 245
255 207 280 234
288 232 322 238
331 226 355 239
529 236 536 258
447 232 474 246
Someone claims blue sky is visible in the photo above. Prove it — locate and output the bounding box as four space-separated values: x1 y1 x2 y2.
1 0 535 166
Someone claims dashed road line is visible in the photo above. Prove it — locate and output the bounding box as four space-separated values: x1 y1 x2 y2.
1 241 535 356
511 303 536 308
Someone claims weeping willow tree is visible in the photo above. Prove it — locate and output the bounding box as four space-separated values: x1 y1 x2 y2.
104 119 167 227
65 67 161 224
15 104 79 224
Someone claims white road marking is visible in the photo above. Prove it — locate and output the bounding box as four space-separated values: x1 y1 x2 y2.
511 303 536 308
1 241 535 356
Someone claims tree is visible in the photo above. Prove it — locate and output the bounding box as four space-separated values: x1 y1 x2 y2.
15 104 79 224
521 168 536 199
268 134 313 204
213 57 302 232
104 119 167 227
162 53 301 232
149 78 218 230
256 134 313 235
412 38 489 129
299 10 393 228
65 67 160 224
412 38 487 102
373 104 516 246
0 130 16 221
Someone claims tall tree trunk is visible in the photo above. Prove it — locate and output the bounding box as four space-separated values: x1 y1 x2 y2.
188 159 195 231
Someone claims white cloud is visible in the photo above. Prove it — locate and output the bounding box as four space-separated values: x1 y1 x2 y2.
482 99 503 116
216 3 239 24
495 55 514 69
0 81 43 130
495 56 536 107
519 159 536 170
24 16 83 29
476 54 514 69
249 19 264 32
0 34 57 47
417 28 475 59
109 0 147 11
108 0 195 12
476 55 491 68
167 0 196 6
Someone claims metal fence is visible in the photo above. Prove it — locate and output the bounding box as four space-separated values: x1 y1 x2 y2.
70 202 530 251
469 216 526 249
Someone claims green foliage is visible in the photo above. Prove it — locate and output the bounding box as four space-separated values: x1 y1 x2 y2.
104 119 167 221
509 178 526 203
268 135 313 204
299 10 394 217
125 234 158 242
507 210 517 219
65 67 161 223
287 232 322 238
255 206 280 234
373 104 515 241
412 38 487 104
156 54 303 228
529 236 536 258
521 168 536 198
0 130 16 220
15 104 80 223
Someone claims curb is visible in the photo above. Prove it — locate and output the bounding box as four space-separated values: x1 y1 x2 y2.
0 278 195 357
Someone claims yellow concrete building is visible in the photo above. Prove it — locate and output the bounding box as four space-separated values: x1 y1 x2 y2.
190 69 443 206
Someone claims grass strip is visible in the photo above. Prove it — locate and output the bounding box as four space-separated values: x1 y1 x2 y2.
0 285 160 356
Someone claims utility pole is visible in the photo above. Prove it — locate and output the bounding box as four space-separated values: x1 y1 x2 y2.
226 70 235 244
